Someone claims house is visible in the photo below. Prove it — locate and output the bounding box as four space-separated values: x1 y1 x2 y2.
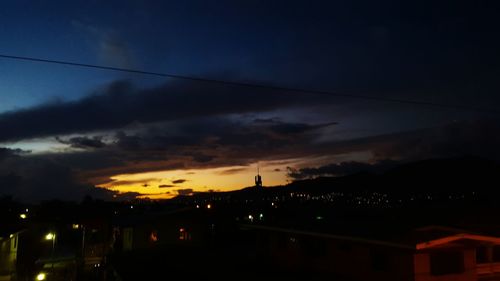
112 208 218 252
245 224 500 281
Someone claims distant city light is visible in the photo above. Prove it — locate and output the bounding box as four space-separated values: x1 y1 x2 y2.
248 215 254 222
36 273 46 281
316 216 324 220
150 231 158 242
25 208 29 213
179 228 188 240
9 234 14 239
45 233 55 241
72 224 80 229
207 204 212 209
19 213 27 219
259 213 264 220
196 204 200 209
130 205 134 209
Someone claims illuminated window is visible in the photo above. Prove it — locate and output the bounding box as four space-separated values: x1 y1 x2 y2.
179 228 191 241
150 231 158 242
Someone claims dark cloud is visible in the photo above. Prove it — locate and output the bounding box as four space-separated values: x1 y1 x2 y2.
57 117 337 181
287 119 500 180
0 147 27 160
105 178 158 187
190 153 216 163
0 151 118 202
341 119 500 162
217 167 248 175
253 118 280 124
176 189 193 196
158 184 175 188
287 160 399 180
267 121 337 135
3 113 498 201
172 179 188 184
44 117 500 191
0 79 326 142
56 136 106 149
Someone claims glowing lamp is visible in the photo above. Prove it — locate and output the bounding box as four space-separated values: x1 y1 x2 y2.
45 233 55 241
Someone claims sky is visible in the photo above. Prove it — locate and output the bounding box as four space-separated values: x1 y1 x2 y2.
1 0 500 201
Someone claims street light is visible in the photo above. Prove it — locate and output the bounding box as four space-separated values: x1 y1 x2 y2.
45 233 55 241
44 232 56 277
36 272 46 281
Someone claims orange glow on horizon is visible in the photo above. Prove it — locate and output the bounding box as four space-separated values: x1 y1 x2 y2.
98 163 289 200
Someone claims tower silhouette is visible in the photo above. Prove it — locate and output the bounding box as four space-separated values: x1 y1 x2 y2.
255 163 263 188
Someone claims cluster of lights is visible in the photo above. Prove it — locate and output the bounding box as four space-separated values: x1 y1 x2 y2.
183 190 476 210
246 213 264 223
391 192 475 205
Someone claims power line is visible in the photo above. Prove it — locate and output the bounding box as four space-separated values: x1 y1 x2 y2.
0 53 498 114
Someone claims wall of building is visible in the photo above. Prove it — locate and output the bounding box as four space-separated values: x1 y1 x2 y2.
119 216 218 251
261 232 415 281
414 249 476 281
0 235 17 278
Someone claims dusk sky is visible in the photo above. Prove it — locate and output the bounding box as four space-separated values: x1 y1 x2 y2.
1 0 500 201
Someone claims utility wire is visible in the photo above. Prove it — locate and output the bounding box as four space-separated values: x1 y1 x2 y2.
0 53 498 114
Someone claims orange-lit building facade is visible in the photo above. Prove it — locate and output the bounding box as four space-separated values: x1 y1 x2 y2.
248 225 500 281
